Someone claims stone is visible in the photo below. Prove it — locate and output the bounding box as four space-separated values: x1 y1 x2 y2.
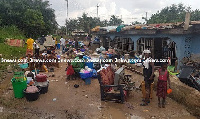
0 107 3 112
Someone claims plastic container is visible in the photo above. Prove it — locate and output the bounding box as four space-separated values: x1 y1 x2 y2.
92 69 97 78
83 56 91 60
27 77 32 84
80 48 86 52
32 70 39 74
80 72 93 79
85 62 93 69
129 59 136 64
11 78 27 98
14 71 24 76
24 87 40 101
13 71 25 81
84 78 91 85
35 81 49 94
167 88 172 94
36 74 47 82
18 63 28 69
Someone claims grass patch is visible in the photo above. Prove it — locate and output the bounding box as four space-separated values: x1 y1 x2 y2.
0 26 26 72
0 25 26 43
0 43 27 72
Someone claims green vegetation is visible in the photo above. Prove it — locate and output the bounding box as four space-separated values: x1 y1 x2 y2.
0 0 57 38
0 25 26 60
0 0 58 72
0 26 26 72
0 26 26 43
65 13 124 35
0 42 26 71
147 3 200 24
0 43 26 59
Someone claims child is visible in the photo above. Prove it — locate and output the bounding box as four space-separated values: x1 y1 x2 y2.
65 62 75 81
157 63 171 108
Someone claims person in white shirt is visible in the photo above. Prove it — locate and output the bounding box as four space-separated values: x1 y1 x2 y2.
60 36 65 53
33 41 40 57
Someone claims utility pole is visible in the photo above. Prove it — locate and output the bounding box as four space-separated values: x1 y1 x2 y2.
142 12 148 23
97 4 99 18
66 0 68 35
146 12 147 21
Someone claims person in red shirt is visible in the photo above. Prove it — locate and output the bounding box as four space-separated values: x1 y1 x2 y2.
157 63 171 108
66 62 75 81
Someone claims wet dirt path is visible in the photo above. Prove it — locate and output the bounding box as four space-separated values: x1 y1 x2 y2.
0 58 198 119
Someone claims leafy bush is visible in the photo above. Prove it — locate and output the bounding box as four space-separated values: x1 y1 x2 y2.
0 26 26 43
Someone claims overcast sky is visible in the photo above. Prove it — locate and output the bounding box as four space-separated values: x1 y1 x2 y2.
48 0 200 26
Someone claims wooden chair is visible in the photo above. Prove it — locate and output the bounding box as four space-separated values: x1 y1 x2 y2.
97 73 126 103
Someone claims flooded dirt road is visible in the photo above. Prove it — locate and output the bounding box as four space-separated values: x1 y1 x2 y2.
0 61 198 119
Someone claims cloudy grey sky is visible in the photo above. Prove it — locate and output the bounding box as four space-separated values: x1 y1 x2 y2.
48 0 200 26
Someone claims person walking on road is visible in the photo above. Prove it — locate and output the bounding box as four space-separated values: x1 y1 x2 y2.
60 36 65 54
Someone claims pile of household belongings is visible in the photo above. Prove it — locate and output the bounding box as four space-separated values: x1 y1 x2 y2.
91 26 100 32
98 26 118 32
96 46 117 59
79 61 98 84
43 36 55 47
23 71 49 101
5 38 24 47
97 64 115 90
96 46 106 54
71 57 85 74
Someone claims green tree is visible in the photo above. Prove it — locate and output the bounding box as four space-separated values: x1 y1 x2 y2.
23 9 45 38
108 15 123 26
66 19 78 35
0 0 57 38
102 19 109 26
131 21 142 25
147 3 200 24
191 9 200 21
64 13 124 34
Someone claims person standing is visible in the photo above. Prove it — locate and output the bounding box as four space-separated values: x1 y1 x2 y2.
33 41 40 57
39 35 46 45
60 36 65 54
157 63 171 108
54 37 57 49
140 50 155 106
74 39 79 50
26 38 34 56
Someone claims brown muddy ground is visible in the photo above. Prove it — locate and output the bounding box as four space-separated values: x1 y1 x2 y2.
0 60 198 119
